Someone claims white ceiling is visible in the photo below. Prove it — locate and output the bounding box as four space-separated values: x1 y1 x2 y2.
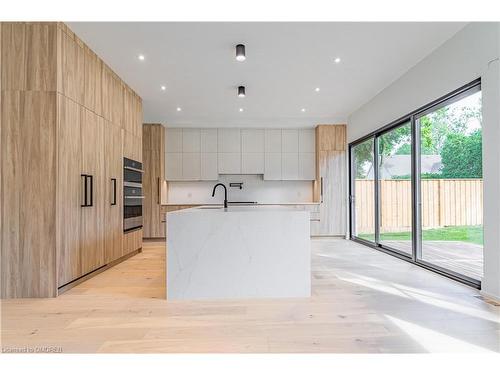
68 22 466 128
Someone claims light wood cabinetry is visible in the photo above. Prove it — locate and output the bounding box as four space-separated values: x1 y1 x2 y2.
1 22 143 298
143 124 166 238
56 94 82 286
104 122 123 263
123 229 143 255
312 125 347 236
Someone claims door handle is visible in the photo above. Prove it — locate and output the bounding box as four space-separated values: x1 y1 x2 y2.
81 174 88 207
157 177 160 204
111 178 117 206
88 174 93 207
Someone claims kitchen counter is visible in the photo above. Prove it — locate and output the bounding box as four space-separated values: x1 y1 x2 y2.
161 202 320 206
166 205 311 300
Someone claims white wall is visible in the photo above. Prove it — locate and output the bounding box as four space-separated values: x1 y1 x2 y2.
166 174 313 204
348 23 500 299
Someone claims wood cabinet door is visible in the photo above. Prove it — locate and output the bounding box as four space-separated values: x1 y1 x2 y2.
150 125 165 237
57 94 82 287
80 107 105 275
104 122 123 263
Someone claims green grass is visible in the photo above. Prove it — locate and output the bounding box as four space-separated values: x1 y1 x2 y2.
358 225 483 245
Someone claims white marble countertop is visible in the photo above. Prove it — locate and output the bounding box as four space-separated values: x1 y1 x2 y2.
162 202 320 206
168 205 306 214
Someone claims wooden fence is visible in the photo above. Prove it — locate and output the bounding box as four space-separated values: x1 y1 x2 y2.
354 179 483 234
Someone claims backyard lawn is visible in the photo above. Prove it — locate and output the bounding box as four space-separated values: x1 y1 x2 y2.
358 225 483 245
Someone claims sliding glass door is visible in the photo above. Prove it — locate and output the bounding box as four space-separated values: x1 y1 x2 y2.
349 79 483 287
351 138 375 242
416 87 483 281
377 122 413 255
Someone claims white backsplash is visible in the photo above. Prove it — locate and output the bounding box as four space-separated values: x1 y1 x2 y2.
166 174 313 204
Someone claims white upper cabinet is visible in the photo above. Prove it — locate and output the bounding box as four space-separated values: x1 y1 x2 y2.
241 129 264 153
298 152 316 180
165 127 316 181
165 128 182 152
282 129 299 153
265 129 282 153
182 129 201 152
299 129 315 153
201 129 218 153
201 152 218 180
165 152 182 180
282 152 299 180
218 152 241 174
182 153 201 180
218 129 240 153
264 153 282 180
242 153 264 174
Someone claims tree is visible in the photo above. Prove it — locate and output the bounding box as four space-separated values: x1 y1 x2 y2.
440 129 482 178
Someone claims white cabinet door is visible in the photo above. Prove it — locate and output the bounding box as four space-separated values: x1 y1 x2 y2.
282 152 299 180
241 152 264 174
264 152 281 180
165 129 182 152
282 129 299 152
218 129 240 153
298 152 316 180
165 152 182 180
265 129 282 153
182 129 201 152
299 129 315 153
218 152 241 174
241 129 264 152
201 153 218 180
182 153 201 180
201 129 218 153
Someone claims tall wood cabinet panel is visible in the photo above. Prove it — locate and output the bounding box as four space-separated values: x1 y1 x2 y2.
80 108 105 275
56 94 82 287
312 125 347 236
143 124 166 238
1 90 58 298
104 122 123 263
0 22 143 297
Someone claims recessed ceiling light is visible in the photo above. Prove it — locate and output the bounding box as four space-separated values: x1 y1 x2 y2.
236 44 246 62
239 108 244 112
315 87 320 92
238 86 246 98
161 85 166 91
138 54 145 61
176 107 182 112
301 108 306 112
334 57 341 63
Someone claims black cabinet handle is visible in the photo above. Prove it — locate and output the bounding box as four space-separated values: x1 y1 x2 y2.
111 178 117 206
81 174 88 207
157 177 160 204
88 174 93 207
81 174 94 207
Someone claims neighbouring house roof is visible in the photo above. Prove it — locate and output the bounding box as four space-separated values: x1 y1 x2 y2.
366 155 442 178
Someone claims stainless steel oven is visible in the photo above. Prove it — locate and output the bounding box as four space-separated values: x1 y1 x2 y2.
123 157 143 232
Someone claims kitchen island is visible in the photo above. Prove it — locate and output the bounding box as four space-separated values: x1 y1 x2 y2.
167 206 311 300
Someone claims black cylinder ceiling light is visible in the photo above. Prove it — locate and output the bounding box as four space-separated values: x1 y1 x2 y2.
236 44 246 61
238 86 246 98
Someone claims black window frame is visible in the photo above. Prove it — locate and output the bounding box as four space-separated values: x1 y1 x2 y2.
348 78 482 289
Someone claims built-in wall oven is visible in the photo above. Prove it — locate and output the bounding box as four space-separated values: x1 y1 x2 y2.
123 157 144 232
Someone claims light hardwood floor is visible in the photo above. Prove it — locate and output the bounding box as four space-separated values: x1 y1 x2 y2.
1 239 499 353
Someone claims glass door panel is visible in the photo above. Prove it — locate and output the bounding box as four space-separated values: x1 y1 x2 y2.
377 122 412 255
416 89 483 280
351 138 375 241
